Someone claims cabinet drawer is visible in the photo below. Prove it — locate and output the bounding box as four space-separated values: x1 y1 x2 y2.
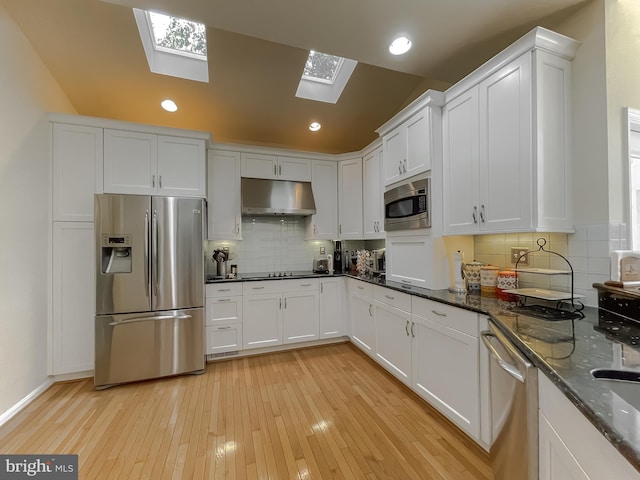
278 278 318 293
206 282 243 298
206 296 242 326
206 324 243 355
374 286 411 312
411 297 478 337
243 280 284 295
349 279 373 298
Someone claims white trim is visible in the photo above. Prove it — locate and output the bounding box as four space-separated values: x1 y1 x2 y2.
375 89 445 136
0 379 54 428
296 58 357 104
626 107 640 250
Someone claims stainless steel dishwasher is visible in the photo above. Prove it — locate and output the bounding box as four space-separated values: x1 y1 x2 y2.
481 320 538 480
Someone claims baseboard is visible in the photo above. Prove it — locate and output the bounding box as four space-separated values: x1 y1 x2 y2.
0 379 54 428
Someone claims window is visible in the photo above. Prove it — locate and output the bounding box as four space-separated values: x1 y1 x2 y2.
133 9 208 83
296 50 357 104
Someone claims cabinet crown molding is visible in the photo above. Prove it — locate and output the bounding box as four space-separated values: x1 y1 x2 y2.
375 89 445 137
445 26 580 103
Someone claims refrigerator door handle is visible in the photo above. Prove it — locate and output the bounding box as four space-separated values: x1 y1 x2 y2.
108 314 193 326
144 210 150 298
152 209 159 299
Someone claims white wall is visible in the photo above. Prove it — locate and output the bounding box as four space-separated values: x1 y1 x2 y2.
0 5 75 416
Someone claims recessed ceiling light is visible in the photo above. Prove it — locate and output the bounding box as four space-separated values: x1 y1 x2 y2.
309 122 321 132
389 36 412 55
161 99 178 112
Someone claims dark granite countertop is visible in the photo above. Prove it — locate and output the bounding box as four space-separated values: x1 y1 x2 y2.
205 271 640 471
205 271 340 283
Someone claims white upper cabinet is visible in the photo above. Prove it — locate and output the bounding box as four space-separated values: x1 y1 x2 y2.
363 147 384 238
338 157 363 239
306 160 338 240
442 28 579 235
52 123 103 222
377 91 444 187
241 152 311 181
207 150 242 240
104 129 206 197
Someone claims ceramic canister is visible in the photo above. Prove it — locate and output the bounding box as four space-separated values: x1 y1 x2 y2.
465 261 484 292
480 265 500 296
497 269 518 300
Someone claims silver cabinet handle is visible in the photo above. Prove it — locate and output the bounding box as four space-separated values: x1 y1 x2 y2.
279 298 282 309
300 283 312 287
405 320 410 336
217 326 231 330
252 286 265 290
431 310 447 317
400 280 411 284
159 175 162 189
369 304 373 316
152 174 156 188
217 298 231 302
472 206 478 224
384 294 394 300
109 314 192 326
480 204 486 223
284 297 287 308
321 283 324 294
274 164 277 175
411 322 415 338
398 161 402 174
217 288 231 292
279 164 282 176
403 159 407 172
339 224 342 235
357 285 365 290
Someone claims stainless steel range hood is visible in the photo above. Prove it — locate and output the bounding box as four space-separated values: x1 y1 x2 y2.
241 177 316 216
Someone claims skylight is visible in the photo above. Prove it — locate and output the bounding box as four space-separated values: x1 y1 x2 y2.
133 9 209 83
296 50 357 104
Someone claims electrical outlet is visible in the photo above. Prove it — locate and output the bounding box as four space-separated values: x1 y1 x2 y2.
320 246 325 255
511 247 530 265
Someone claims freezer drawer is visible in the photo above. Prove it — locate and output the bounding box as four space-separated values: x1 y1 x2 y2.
95 308 204 389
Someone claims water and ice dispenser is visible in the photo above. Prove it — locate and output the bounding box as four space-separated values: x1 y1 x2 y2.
101 234 133 274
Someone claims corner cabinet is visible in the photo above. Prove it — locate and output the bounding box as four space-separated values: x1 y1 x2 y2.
376 91 445 187
207 150 242 240
443 28 579 235
338 157 363 239
103 129 206 197
306 160 338 240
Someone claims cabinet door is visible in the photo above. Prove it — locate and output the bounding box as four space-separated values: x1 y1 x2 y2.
242 293 282 349
411 315 480 439
206 324 243 355
307 160 338 239
52 222 95 374
283 292 319 343
157 136 206 197
478 53 532 232
278 156 312 181
374 301 412 385
350 294 375 355
386 235 431 288
405 109 431 176
206 296 242 326
320 279 342 338
104 129 157 195
363 148 384 238
241 152 278 179
207 150 242 240
383 127 405 186
442 87 480 235
539 412 590 480
52 123 103 221
338 157 363 239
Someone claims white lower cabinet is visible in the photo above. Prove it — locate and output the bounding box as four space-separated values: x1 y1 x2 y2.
52 222 95 375
319 278 342 338
411 298 480 439
539 373 640 480
349 280 375 355
283 291 319 343
206 324 243 355
374 299 412 386
242 293 283 349
205 283 243 355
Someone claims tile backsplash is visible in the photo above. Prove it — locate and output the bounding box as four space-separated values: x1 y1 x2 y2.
206 217 333 274
473 224 625 307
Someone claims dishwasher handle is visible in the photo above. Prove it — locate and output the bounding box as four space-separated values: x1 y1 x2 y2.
481 330 528 383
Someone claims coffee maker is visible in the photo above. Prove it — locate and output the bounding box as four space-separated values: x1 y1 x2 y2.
333 241 343 274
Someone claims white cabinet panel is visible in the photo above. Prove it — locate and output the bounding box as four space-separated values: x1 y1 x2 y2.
319 278 342 338
383 128 405 186
278 156 312 181
104 129 156 195
405 109 431 176
242 293 282 349
283 291 319 343
306 160 338 240
207 150 242 240
338 157 363 239
386 234 448 289
363 147 384 238
52 123 103 221
205 296 242 326
374 301 412 385
241 152 278 179
206 324 243 355
157 135 206 197
539 412 590 480
350 293 375 355
52 222 95 374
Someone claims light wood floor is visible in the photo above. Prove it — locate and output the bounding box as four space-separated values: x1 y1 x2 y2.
0 343 493 479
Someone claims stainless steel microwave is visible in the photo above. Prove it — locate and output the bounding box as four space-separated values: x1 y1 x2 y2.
384 178 430 231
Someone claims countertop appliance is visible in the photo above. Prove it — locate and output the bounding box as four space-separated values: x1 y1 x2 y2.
94 194 205 389
384 177 430 231
241 177 316 216
371 248 386 274
481 320 538 480
313 258 329 273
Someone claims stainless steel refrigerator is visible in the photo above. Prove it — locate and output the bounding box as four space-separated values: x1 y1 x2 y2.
94 194 205 389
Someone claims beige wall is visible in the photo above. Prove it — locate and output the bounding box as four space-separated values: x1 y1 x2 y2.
0 5 75 416
604 0 640 224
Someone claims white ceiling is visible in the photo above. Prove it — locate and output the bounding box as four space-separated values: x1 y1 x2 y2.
2 0 591 153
